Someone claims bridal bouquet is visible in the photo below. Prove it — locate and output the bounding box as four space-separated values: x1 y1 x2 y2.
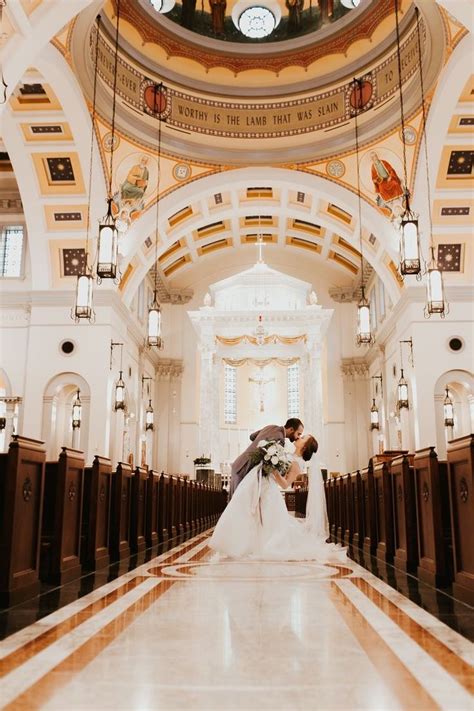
249 439 291 478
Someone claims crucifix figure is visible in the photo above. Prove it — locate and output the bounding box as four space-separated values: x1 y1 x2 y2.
248 366 275 412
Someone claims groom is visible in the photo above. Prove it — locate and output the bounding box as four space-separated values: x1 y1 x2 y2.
229 418 304 497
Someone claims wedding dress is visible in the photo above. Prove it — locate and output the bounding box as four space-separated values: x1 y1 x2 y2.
209 456 346 563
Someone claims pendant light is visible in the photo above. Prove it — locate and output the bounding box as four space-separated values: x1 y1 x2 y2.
397 338 413 410
443 388 454 427
72 390 82 429
370 374 382 430
145 400 154 431
394 0 421 277
352 77 374 346
147 84 165 349
397 370 409 410
72 14 101 323
111 341 126 411
414 8 449 318
96 0 121 283
370 399 380 430
115 371 125 411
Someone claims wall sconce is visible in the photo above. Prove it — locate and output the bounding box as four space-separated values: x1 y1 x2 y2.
72 390 82 429
443 388 454 427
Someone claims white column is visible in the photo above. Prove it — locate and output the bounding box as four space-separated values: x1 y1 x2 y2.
341 362 370 471
303 340 325 477
198 342 219 469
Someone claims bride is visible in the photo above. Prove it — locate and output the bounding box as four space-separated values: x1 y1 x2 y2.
210 435 346 562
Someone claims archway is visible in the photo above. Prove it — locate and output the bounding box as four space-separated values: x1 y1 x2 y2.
42 372 91 460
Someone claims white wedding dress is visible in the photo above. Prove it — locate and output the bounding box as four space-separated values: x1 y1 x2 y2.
209 457 347 563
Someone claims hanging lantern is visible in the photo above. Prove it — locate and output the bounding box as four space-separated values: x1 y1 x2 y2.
397 369 409 409
72 272 94 322
400 196 421 276
97 198 119 281
147 292 163 348
114 371 126 411
370 399 380 430
424 247 448 318
356 286 372 345
72 390 82 429
145 399 154 431
443 388 454 427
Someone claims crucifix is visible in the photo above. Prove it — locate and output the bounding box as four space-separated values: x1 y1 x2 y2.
248 366 275 412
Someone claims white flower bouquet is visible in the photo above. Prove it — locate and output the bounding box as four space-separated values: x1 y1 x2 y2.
249 439 291 478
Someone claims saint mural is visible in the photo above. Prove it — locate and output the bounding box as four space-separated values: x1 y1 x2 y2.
360 148 405 219
369 151 404 217
112 153 156 230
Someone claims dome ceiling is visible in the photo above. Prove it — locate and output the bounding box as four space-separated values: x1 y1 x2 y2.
71 0 446 164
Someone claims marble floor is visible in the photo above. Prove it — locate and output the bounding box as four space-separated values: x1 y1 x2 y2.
0 533 473 710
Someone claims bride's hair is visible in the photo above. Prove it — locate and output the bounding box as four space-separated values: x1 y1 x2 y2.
301 435 318 461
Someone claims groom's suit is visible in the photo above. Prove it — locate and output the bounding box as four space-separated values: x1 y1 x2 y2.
229 424 286 497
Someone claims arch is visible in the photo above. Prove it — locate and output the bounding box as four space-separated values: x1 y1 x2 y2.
120 166 401 305
433 369 474 458
412 31 474 246
2 42 107 290
0 0 96 119
42 372 91 459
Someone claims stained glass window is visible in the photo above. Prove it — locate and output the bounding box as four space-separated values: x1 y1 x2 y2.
224 364 237 424
287 363 300 418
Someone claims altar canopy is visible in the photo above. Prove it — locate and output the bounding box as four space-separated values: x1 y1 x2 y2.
188 263 333 467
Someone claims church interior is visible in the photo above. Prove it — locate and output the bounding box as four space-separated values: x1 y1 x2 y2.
0 0 473 708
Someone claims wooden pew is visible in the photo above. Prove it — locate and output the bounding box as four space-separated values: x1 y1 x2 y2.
109 462 133 562
447 434 474 606
295 488 308 518
392 454 418 574
167 475 178 540
0 436 46 607
189 480 197 535
373 461 394 563
327 478 337 543
361 461 376 557
145 469 160 547
342 473 353 547
335 475 345 545
130 466 148 554
175 477 185 537
158 473 170 543
41 447 84 585
81 455 113 571
414 447 451 587
349 471 363 550
181 478 190 535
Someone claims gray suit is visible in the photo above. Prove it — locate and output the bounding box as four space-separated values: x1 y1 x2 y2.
229 424 285 497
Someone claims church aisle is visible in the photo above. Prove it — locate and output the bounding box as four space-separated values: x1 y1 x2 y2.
0 534 472 711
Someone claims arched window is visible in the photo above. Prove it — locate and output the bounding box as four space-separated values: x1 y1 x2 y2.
224 364 237 424
0 225 24 278
287 362 300 418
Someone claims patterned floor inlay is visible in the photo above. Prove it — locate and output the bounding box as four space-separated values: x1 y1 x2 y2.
0 532 472 711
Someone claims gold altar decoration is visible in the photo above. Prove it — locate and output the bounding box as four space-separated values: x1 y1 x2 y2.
216 334 307 346
223 357 300 367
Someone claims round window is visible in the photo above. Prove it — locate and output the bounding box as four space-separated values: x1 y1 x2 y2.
448 337 464 353
60 340 76 356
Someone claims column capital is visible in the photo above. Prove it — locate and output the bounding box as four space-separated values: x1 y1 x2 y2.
155 359 184 381
341 358 369 379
